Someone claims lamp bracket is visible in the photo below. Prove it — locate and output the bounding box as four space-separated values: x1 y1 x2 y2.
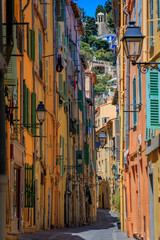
131 61 160 74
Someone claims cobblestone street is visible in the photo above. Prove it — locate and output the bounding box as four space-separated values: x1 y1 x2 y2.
19 209 131 240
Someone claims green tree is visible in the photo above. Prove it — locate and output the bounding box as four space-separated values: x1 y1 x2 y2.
85 17 98 37
95 5 105 19
104 0 112 13
106 10 115 32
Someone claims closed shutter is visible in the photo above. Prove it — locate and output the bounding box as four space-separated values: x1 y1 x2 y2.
23 80 27 126
27 88 30 130
62 137 64 176
58 74 63 95
134 0 136 22
115 119 120 162
27 25 30 56
102 118 104 124
60 135 62 175
4 25 17 84
150 0 154 47
133 77 137 126
44 0 47 29
84 142 89 165
138 65 142 104
56 0 61 17
58 23 62 46
146 70 160 129
30 30 35 61
78 89 83 111
31 92 36 135
138 0 142 26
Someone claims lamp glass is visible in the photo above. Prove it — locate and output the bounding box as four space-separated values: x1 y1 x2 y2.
124 37 143 61
77 158 82 165
36 101 46 124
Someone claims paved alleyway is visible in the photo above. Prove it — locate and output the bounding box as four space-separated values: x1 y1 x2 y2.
19 209 131 240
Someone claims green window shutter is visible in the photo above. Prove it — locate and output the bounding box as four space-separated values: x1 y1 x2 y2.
60 135 62 175
62 137 64 177
145 127 150 142
64 81 68 100
58 23 62 46
133 77 137 126
27 88 30 130
138 65 142 104
158 0 160 30
23 80 27 126
31 93 36 135
30 30 35 61
25 164 34 208
58 74 63 94
102 118 104 124
146 70 160 129
27 25 30 56
4 25 17 84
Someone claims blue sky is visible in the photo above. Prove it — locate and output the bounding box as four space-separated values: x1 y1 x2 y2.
77 0 107 18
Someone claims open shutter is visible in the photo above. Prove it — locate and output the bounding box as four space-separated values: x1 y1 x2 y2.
27 24 30 56
27 88 30 130
30 30 35 61
4 25 17 84
138 65 142 104
58 23 62 46
115 119 120 162
62 137 64 177
31 92 36 135
102 118 104 124
23 80 27 126
146 70 160 129
133 77 137 126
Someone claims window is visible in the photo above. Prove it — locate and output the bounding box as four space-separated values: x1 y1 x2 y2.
134 0 137 22
146 69 160 129
138 0 142 26
150 0 154 47
133 77 137 127
138 65 142 104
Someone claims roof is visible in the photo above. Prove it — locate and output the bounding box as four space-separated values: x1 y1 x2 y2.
96 117 117 135
95 101 113 111
71 1 86 36
97 12 104 16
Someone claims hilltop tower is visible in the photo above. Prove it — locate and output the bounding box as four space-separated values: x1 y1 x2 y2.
96 12 109 36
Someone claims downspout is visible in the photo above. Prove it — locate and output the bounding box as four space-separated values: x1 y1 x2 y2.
120 0 124 231
123 4 130 233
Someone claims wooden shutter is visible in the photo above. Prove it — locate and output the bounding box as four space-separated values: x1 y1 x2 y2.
23 80 27 126
138 65 142 104
4 25 17 84
62 137 64 176
31 92 36 135
56 0 61 17
138 0 141 26
146 70 160 129
27 88 30 130
30 30 35 61
27 25 30 56
150 0 154 46
115 119 120 162
133 77 137 126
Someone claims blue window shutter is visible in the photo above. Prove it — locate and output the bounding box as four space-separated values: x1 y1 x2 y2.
138 0 142 26
44 0 47 29
150 0 154 47
146 69 160 129
133 77 137 126
134 0 137 22
138 65 142 104
145 127 150 142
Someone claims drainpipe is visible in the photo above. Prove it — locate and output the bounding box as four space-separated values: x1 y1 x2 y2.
120 0 124 231
123 4 130 231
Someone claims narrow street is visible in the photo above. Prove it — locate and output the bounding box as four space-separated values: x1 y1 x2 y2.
19 209 131 240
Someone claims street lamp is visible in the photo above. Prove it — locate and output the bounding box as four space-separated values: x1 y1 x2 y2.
36 101 46 161
77 154 83 165
122 21 160 72
111 164 117 176
36 101 46 124
98 131 106 147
